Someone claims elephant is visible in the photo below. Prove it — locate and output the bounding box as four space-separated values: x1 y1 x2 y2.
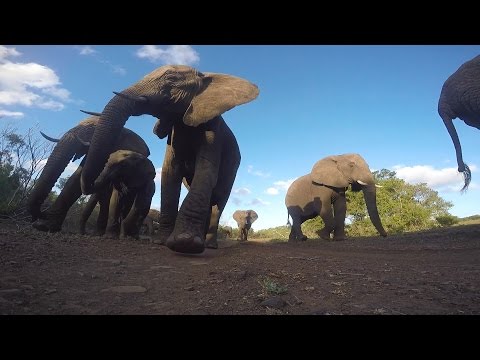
142 208 161 236
79 65 259 254
28 116 150 233
90 150 156 239
285 153 387 242
438 54 480 191
233 210 258 242
222 225 233 239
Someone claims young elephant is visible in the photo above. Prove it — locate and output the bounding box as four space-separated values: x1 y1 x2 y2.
92 150 156 239
233 210 258 242
285 153 387 242
28 116 149 233
80 65 259 254
142 208 161 236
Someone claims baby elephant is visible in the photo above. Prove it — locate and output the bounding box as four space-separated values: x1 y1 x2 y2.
93 150 156 239
233 210 258 242
285 153 387 242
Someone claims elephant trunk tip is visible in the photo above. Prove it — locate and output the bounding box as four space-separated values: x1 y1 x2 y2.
461 164 471 193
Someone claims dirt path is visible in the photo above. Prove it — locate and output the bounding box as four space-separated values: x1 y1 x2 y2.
1 223 479 315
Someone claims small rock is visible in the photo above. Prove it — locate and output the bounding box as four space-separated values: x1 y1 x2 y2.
45 289 57 295
21 285 34 290
184 286 195 291
260 296 287 309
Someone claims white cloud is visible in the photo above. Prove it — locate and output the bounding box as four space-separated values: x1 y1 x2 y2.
0 45 21 62
392 164 478 192
112 65 126 76
75 46 97 56
0 109 24 118
0 47 71 112
247 165 270 178
136 45 200 65
249 198 270 206
266 187 279 195
265 178 296 195
233 187 251 195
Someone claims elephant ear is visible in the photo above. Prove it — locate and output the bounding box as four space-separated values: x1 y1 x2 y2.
183 73 259 127
249 210 258 223
233 210 243 224
311 155 350 188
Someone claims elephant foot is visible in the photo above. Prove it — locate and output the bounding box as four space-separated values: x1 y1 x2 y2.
205 239 218 249
32 219 61 233
152 238 167 246
166 232 205 254
319 229 332 240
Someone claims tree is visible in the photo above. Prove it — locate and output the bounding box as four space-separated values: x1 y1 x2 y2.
345 169 454 236
0 124 53 219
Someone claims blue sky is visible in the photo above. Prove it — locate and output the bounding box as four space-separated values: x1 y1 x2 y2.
1 45 480 230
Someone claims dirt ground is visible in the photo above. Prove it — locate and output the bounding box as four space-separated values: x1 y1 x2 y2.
1 221 479 315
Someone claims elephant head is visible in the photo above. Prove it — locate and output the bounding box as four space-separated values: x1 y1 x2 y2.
93 150 156 192
233 209 259 228
27 116 98 221
80 65 259 194
438 54 480 192
310 153 386 237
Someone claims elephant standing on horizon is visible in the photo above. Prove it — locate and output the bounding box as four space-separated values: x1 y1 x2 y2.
28 116 150 233
79 65 259 254
438 54 480 191
285 153 387 242
90 150 156 239
233 210 258 242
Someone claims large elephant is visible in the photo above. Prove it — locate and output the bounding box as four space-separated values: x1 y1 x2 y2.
90 150 156 239
285 153 387 242
438 54 480 191
28 116 149 233
80 65 259 254
233 210 258 242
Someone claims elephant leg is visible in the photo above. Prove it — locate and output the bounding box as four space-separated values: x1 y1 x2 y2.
288 214 306 242
204 205 220 249
79 192 99 235
122 181 155 240
33 165 83 232
319 202 335 240
105 188 122 238
166 144 221 254
155 145 183 245
332 192 347 240
95 186 112 236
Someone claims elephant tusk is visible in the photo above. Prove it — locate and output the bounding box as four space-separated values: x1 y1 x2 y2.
357 180 369 186
113 91 148 103
40 131 60 143
80 110 103 117
75 134 90 147
375 184 384 188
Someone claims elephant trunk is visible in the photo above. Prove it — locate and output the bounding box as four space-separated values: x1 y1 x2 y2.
362 185 387 237
81 92 138 195
28 135 79 221
441 117 471 191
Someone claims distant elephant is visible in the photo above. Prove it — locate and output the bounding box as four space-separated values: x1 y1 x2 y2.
91 150 156 239
285 153 387 242
80 65 259 254
233 210 258 242
28 116 149 233
142 208 161 236
438 54 480 191
222 225 233 239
